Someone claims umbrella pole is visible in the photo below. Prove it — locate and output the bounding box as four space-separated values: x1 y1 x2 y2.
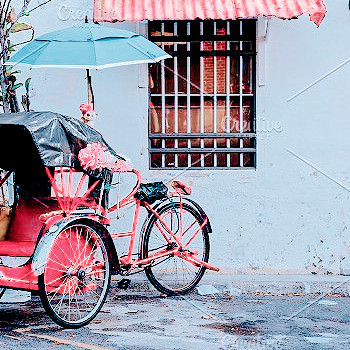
86 69 95 110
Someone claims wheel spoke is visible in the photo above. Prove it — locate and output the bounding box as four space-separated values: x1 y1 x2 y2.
74 227 93 269
72 284 82 320
55 242 76 266
77 284 95 313
48 251 69 269
53 280 70 314
68 279 72 321
84 275 105 290
45 272 67 287
79 279 102 298
48 276 70 303
46 265 69 274
74 240 99 268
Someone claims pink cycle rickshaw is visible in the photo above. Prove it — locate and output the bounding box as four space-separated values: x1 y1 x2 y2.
0 111 219 328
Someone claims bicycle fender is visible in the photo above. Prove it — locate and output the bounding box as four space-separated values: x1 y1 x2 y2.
32 217 121 276
182 198 212 233
32 219 72 276
148 197 212 233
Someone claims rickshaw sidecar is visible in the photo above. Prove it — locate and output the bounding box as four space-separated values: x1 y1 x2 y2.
0 111 121 328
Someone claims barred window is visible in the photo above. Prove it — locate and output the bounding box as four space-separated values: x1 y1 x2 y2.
148 20 256 169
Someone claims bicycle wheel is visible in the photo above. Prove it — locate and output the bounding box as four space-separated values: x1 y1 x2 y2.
39 223 111 328
142 201 210 295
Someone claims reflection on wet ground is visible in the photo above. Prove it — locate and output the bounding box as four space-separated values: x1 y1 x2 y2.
204 321 260 336
0 285 350 350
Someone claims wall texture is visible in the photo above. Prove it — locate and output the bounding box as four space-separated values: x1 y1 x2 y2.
16 0 350 274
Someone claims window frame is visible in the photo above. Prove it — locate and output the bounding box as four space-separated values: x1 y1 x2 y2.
148 19 257 170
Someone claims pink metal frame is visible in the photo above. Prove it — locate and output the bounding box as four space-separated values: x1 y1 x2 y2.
106 169 219 272
0 165 218 292
45 167 103 217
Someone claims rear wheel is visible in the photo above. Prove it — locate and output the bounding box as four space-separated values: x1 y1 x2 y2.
39 223 110 328
142 201 210 295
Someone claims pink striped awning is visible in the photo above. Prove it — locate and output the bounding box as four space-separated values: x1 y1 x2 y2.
94 0 327 27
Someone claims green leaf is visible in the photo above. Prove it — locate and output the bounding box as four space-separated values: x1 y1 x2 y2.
9 83 23 91
25 77 31 91
23 11 30 16
10 23 33 33
6 40 15 52
4 65 13 73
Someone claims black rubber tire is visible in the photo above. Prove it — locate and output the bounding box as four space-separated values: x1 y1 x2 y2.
0 288 6 300
142 201 210 295
39 223 111 328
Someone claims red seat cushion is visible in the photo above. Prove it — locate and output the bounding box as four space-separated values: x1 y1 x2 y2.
0 198 58 257
7 198 48 242
0 241 36 256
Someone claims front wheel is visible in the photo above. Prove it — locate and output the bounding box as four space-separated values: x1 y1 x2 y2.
142 201 210 295
39 223 111 328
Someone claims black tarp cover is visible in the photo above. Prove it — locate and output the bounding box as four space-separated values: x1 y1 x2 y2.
0 111 119 196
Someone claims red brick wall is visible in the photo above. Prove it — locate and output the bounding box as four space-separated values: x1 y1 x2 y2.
203 30 226 94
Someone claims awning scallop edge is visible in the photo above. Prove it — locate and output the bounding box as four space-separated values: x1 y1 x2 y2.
94 0 327 27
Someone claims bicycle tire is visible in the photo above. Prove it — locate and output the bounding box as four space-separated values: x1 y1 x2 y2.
39 222 111 328
0 288 6 300
142 201 210 295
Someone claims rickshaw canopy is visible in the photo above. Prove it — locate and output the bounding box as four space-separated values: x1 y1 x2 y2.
0 111 119 196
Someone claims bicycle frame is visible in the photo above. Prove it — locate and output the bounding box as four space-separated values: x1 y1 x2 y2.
107 169 219 272
0 165 219 296
43 166 219 273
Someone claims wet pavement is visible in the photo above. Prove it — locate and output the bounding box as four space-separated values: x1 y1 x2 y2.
1 278 350 350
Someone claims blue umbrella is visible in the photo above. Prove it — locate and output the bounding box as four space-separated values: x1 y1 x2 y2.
6 23 171 107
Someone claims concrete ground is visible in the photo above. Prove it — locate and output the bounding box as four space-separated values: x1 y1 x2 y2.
1 273 350 350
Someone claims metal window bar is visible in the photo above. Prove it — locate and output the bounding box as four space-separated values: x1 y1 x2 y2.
226 21 231 167
200 21 204 167
161 22 166 168
187 21 191 168
239 21 244 167
213 21 218 168
174 21 179 168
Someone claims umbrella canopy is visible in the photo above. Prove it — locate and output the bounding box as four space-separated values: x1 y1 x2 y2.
6 23 170 109
6 23 171 69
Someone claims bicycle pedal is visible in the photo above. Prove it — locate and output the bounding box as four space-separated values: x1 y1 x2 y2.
117 278 131 290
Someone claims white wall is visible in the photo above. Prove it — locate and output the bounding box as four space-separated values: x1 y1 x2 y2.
14 0 350 274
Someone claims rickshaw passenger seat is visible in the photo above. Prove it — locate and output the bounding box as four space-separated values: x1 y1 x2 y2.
0 197 57 257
